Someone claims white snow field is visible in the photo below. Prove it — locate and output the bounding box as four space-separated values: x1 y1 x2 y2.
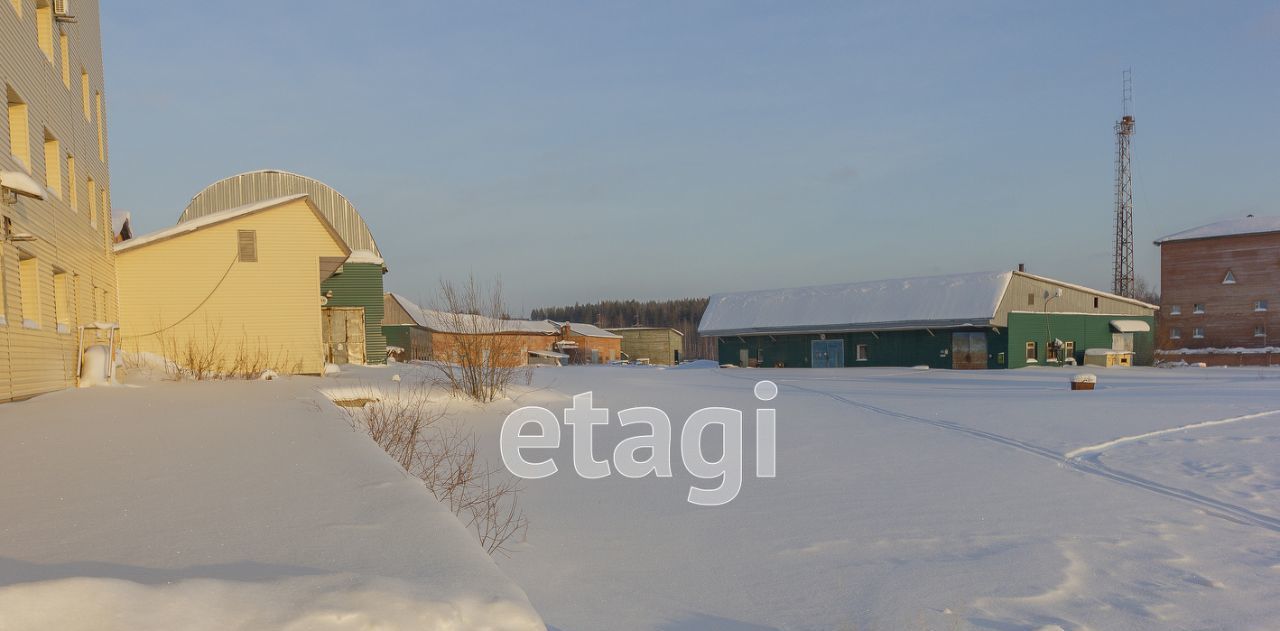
4 364 1280 630
417 363 1278 631
0 378 544 631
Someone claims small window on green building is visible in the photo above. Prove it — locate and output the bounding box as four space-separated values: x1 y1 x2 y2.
856 344 868 361
1025 341 1036 362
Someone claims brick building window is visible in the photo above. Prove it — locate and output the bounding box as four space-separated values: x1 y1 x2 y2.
1170 328 1181 340
1193 303 1205 314
1193 327 1205 339
1255 300 1268 312
1169 305 1181 315
1222 270 1236 284
1255 325 1266 338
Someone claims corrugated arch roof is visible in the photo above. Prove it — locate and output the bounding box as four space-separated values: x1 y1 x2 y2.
181 169 380 256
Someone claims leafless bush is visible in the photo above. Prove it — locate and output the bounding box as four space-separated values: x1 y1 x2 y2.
432 275 532 402
339 380 530 555
134 319 302 380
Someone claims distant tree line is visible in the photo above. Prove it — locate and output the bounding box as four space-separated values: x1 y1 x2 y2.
530 298 713 359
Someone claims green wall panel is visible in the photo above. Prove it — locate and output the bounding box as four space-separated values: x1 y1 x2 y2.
1005 312 1155 368
321 262 387 364
717 328 1009 369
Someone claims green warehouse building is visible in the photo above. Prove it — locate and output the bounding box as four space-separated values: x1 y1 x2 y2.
699 270 1157 369
182 170 388 364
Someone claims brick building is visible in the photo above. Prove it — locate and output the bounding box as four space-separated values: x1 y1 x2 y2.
1154 216 1280 365
552 322 622 364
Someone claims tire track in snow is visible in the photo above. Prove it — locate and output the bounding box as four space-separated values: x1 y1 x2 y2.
1063 409 1280 459
719 372 1280 532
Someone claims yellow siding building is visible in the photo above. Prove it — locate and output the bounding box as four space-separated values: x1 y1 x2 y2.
2 1 116 401
114 195 351 376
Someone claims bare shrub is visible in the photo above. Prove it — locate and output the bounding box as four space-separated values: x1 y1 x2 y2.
432 276 532 402
133 319 303 381
340 380 530 555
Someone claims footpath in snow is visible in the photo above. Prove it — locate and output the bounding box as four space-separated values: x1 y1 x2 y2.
0 375 543 631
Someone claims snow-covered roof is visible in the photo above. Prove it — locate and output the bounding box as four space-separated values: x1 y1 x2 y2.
111 211 131 235
529 349 570 359
606 326 686 336
1155 216 1280 244
345 249 385 266
1110 319 1151 333
0 170 45 199
388 293 558 335
552 321 623 339
114 194 319 253
698 271 1013 336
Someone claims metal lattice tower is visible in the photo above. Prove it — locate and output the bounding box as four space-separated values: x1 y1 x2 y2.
1112 69 1136 298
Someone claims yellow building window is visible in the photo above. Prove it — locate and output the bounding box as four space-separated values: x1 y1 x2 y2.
19 255 41 328
100 186 110 248
80 69 90 120
95 91 104 161
67 274 79 324
54 270 70 332
60 32 70 88
97 286 108 322
43 132 60 197
87 176 96 227
7 87 30 171
66 153 76 210
36 1 54 61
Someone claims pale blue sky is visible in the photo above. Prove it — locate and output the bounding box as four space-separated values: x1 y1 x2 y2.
102 1 1280 311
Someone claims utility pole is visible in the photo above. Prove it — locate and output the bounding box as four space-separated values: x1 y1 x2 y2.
1113 69 1136 298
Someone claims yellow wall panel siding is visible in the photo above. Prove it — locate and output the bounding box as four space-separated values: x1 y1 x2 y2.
115 199 350 376
2 1 114 402
993 272 1156 327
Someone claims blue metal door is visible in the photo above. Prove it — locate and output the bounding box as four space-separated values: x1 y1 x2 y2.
810 340 844 368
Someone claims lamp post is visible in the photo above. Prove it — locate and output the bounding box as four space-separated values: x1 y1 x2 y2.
1044 289 1061 365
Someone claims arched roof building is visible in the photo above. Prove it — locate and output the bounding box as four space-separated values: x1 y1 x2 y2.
181 169 381 256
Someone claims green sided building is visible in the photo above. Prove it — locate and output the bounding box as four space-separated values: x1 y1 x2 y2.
699 270 1157 369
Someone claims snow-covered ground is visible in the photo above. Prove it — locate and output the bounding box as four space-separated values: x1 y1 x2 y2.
406 363 1278 631
0 375 543 631
5 363 1280 630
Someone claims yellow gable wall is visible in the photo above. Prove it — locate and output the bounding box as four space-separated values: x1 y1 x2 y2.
115 199 348 375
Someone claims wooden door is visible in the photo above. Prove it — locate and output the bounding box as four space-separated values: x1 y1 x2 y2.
951 332 988 369
322 307 365 365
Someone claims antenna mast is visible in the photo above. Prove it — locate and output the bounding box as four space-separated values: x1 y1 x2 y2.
1112 69 1136 298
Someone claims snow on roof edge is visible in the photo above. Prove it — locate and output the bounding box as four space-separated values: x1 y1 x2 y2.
115 194 311 253
1154 215 1280 245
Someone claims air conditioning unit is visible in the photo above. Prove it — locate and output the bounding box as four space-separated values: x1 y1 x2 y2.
53 0 77 22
